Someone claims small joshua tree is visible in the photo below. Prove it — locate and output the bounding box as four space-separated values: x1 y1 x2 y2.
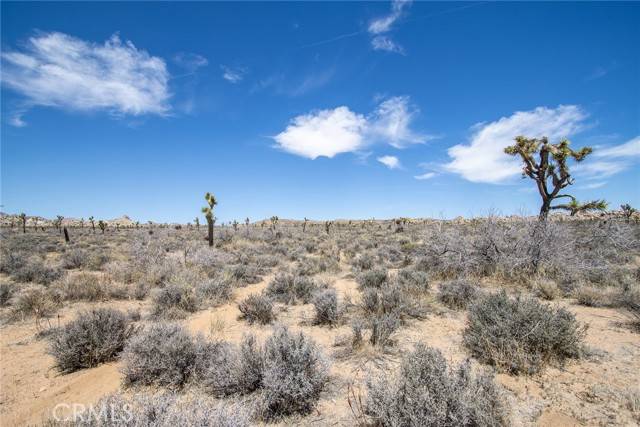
504 136 600 220
55 215 64 233
303 217 309 233
270 216 279 234
98 220 107 234
20 213 27 233
79 218 84 228
194 217 200 230
325 220 332 235
621 203 637 221
245 217 250 236
232 220 239 232
552 197 608 217
89 216 95 233
202 192 217 247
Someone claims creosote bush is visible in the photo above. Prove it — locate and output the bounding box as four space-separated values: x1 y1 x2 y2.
464 292 586 374
366 344 508 426
238 294 275 324
48 308 135 373
438 279 479 310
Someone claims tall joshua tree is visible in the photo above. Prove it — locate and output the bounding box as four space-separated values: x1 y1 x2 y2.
202 192 217 247
89 216 95 233
504 136 602 220
98 220 107 234
20 213 27 233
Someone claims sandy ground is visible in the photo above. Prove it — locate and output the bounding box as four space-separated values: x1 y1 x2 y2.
1 267 639 426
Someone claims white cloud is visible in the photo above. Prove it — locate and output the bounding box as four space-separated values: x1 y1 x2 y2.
370 96 428 147
414 172 436 180
1 32 170 124
273 96 428 159
594 136 640 158
368 0 411 34
221 65 247 83
274 107 367 159
371 36 405 54
368 0 411 54
377 155 401 169
578 181 607 190
444 105 587 184
574 161 627 179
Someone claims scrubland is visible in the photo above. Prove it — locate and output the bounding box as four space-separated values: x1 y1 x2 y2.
1 216 639 426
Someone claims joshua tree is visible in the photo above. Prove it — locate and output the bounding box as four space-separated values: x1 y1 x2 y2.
621 203 637 221
270 216 279 234
232 220 239 232
202 192 217 247
79 218 84 228
89 216 95 233
98 220 107 234
325 220 332 235
504 136 600 220
194 217 200 230
244 217 250 236
54 215 64 233
303 217 309 233
551 197 608 216
63 227 70 243
20 213 27 233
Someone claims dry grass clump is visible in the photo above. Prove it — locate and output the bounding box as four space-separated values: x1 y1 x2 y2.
534 279 562 300
438 279 479 310
48 308 135 373
464 292 586 374
365 344 508 426
238 294 275 325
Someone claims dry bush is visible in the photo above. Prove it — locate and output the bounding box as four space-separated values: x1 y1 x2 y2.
438 279 479 310
151 284 199 319
13 285 58 321
464 292 586 374
260 326 329 420
195 276 234 304
50 273 112 302
122 323 197 389
357 268 389 289
0 283 14 307
238 294 275 325
312 288 339 325
534 279 561 300
575 285 614 307
366 344 508 426
48 308 135 373
265 271 319 304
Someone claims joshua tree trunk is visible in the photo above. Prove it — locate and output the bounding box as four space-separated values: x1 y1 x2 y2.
207 220 214 247
63 227 70 243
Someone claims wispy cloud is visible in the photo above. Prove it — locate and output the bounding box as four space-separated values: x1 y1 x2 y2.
377 155 401 169
1 32 170 126
584 61 619 82
575 135 640 182
368 0 411 54
221 65 247 83
273 96 430 159
444 105 588 184
252 69 334 97
173 52 208 72
414 172 436 180
594 136 640 158
578 181 607 190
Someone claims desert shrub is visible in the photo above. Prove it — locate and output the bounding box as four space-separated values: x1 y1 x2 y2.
227 264 261 285
260 326 329 419
535 279 561 300
352 253 374 271
12 258 62 285
61 248 88 269
51 273 107 301
122 323 197 389
151 284 199 319
464 292 586 374
196 340 242 397
13 286 58 320
312 288 339 325
48 308 135 373
357 268 389 289
238 294 275 325
575 285 613 307
131 282 150 300
0 283 14 306
615 284 640 330
362 284 426 322
196 276 233 303
366 344 508 426
438 279 478 310
265 272 318 304
236 334 264 393
369 312 400 347
86 251 111 271
396 268 430 292
72 393 251 427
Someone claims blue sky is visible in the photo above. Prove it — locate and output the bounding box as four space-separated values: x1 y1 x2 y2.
1 1 639 223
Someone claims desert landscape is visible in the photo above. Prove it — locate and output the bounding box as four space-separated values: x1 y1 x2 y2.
1 206 639 426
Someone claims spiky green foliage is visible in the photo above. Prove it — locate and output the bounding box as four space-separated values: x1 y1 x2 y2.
202 192 217 247
621 203 637 220
504 136 598 219
98 220 107 234
551 197 608 216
